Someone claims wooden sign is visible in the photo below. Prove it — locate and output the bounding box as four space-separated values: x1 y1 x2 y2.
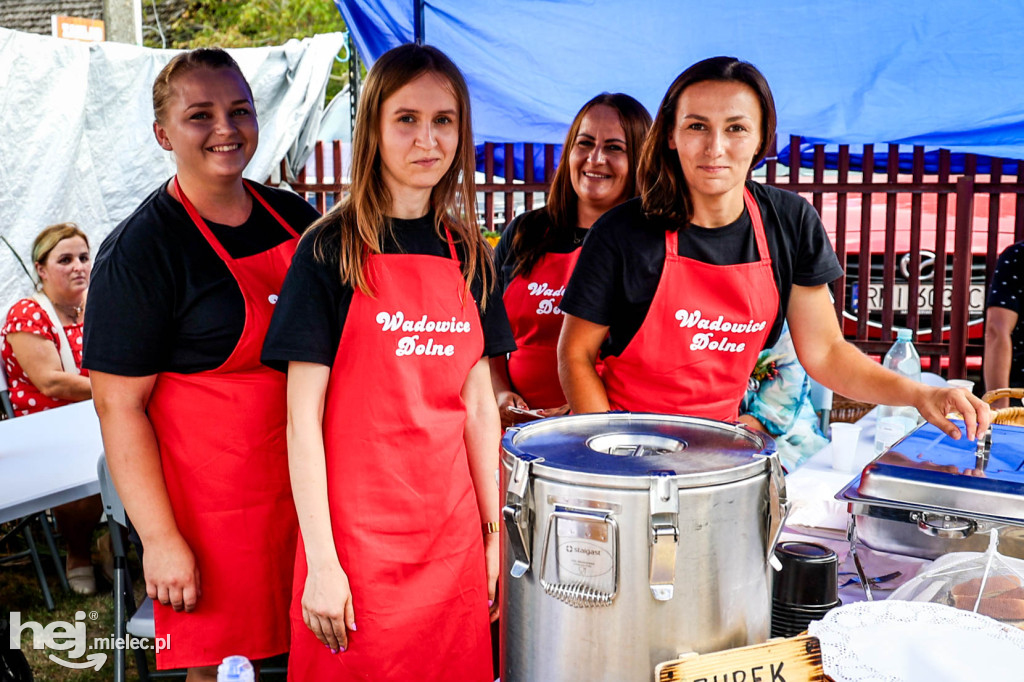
656 635 829 682
51 15 105 42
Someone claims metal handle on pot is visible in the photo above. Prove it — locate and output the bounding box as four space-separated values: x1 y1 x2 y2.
648 472 679 601
976 426 993 470
912 511 977 539
503 454 540 578
538 508 619 608
540 581 615 608
764 453 790 567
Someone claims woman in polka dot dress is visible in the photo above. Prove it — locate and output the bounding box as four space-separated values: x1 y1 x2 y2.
1 222 103 594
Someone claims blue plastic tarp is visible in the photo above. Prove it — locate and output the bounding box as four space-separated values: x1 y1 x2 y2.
474 143 560 183
336 0 1024 163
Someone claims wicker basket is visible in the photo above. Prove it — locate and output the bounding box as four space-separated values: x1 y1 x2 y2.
981 388 1024 426
831 395 876 424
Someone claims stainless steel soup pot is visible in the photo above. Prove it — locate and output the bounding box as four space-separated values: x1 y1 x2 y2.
500 412 788 682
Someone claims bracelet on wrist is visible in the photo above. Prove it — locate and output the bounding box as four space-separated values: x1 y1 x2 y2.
482 521 500 535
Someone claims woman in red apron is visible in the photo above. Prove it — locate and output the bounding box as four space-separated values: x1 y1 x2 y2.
559 56 991 440
261 44 513 681
85 49 318 679
491 94 650 428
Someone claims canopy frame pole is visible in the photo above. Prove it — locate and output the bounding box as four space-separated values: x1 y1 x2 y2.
414 0 426 44
348 33 362 144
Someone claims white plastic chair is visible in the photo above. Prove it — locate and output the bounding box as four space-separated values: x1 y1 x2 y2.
98 453 160 681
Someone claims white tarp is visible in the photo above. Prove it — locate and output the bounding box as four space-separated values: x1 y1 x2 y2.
0 28 345 298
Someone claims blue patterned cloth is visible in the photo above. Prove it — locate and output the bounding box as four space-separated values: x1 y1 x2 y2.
741 323 827 472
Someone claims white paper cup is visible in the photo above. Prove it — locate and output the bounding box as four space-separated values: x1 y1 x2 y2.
829 422 862 473
947 379 975 393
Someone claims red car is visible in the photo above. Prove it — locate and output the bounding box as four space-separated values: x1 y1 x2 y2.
809 184 1018 369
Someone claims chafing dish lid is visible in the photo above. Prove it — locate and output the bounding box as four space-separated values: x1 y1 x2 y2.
501 412 774 489
853 421 1024 520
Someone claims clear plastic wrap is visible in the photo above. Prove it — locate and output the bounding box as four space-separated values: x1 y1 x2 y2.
888 529 1024 626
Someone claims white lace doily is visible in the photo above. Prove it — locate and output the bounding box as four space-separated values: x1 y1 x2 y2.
808 601 1024 682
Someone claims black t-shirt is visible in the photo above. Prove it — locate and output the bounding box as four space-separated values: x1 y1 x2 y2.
83 181 321 376
261 214 516 371
493 209 589 292
986 240 1024 389
561 181 844 357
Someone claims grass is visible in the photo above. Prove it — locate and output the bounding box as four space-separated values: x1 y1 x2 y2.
3 524 290 681
2 524 155 681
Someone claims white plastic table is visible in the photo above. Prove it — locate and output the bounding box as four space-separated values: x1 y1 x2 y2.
0 399 103 608
0 399 102 524
781 373 951 602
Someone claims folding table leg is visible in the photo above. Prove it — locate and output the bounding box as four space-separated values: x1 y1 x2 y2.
113 554 126 682
133 642 150 680
37 512 69 593
22 525 54 611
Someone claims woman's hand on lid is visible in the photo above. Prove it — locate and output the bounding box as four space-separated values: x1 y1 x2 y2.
484 532 500 622
915 385 993 442
143 532 201 613
302 561 356 653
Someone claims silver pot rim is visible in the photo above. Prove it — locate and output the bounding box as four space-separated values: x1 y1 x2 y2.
501 412 777 489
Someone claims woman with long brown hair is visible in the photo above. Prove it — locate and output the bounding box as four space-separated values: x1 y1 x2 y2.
559 55 990 443
262 43 513 681
491 93 650 426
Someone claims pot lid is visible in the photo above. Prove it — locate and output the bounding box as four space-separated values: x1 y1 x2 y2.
501 412 774 489
846 421 1024 522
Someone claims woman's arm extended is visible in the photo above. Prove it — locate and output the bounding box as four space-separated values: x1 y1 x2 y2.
463 357 501 621
558 314 610 413
287 361 356 653
91 371 200 612
787 283 991 440
8 333 91 401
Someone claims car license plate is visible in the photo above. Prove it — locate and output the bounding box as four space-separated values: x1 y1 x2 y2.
851 283 986 313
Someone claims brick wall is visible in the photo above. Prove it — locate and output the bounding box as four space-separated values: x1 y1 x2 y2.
0 0 187 40
0 0 103 35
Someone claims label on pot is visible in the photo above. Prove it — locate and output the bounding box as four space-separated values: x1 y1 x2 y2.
557 539 614 580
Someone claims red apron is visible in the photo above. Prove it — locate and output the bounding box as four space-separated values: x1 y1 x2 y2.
502 248 580 408
287 231 492 682
602 188 779 421
148 178 300 669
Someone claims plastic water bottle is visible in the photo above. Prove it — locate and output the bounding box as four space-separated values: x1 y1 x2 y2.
217 656 254 682
874 328 922 454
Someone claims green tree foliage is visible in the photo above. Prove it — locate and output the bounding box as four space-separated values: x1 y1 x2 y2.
144 0 350 101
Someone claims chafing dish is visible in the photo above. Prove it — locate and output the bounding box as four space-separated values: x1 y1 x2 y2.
837 420 1024 559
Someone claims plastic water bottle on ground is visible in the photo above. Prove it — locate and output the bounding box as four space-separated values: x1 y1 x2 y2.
874 328 922 454
217 655 255 682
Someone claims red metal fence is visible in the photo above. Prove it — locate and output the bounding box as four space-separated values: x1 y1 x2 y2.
278 137 1024 378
